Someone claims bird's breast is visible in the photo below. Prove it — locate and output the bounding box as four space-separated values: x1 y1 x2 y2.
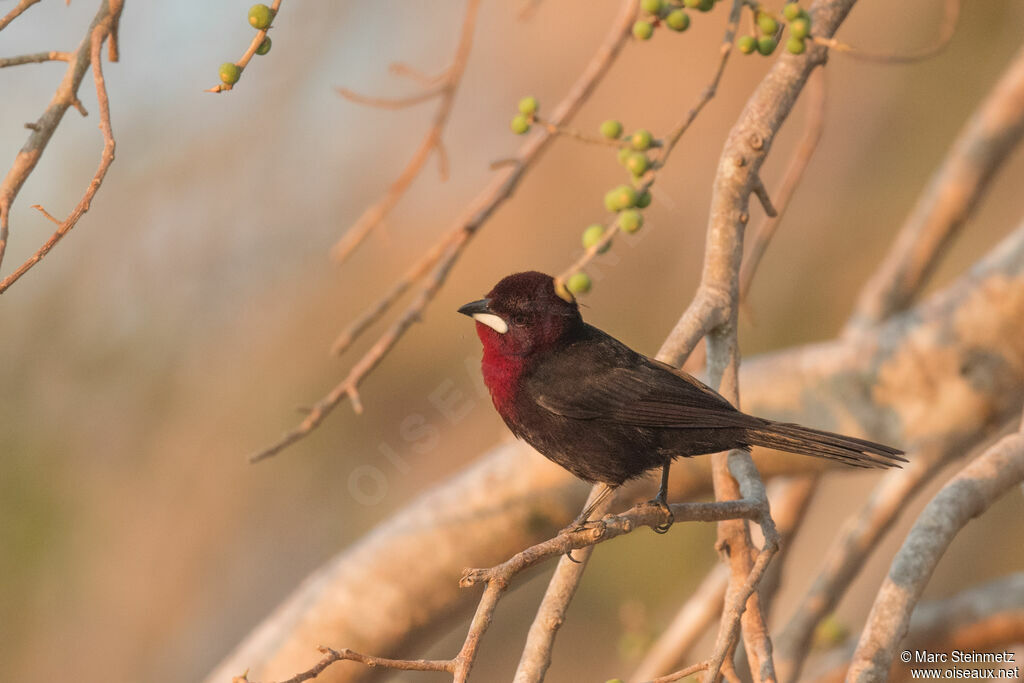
480 347 527 418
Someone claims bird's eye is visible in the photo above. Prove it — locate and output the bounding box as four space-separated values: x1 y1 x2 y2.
511 313 529 326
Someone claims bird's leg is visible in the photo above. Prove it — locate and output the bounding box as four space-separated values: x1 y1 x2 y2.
563 483 615 562
648 463 674 534
564 483 615 533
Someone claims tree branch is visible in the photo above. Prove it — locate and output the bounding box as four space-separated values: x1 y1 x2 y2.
0 0 124 294
329 0 481 265
847 42 1024 332
846 421 1024 681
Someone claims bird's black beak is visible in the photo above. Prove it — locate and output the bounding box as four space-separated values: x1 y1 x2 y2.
457 298 492 317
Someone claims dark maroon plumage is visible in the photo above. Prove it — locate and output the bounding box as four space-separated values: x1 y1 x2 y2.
458 272 905 514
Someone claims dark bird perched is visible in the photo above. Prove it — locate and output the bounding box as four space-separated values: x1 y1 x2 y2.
458 271 906 530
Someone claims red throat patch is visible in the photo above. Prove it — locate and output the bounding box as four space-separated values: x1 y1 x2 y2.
477 323 525 415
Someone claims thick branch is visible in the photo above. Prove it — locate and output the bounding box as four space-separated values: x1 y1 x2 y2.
847 42 1024 331
846 425 1024 681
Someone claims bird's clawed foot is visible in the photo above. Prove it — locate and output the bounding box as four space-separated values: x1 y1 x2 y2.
648 495 674 534
561 517 606 562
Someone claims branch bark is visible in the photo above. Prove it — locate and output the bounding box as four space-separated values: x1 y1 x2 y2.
846 422 1024 681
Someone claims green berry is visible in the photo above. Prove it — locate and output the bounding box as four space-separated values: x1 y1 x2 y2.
582 224 611 253
757 12 778 35
757 36 778 55
510 114 530 135
617 147 632 165
567 272 592 295
641 0 663 14
783 2 802 21
789 18 810 39
518 95 539 116
248 4 273 30
625 152 649 177
738 35 757 54
786 36 806 54
256 36 272 55
632 20 654 41
620 209 644 233
636 190 652 208
607 185 639 211
219 62 242 85
697 0 713 11
630 128 653 151
665 9 690 31
600 119 623 140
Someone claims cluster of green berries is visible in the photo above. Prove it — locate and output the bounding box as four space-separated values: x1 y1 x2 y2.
218 4 276 86
566 119 657 295
738 2 811 57
510 95 539 135
633 0 724 41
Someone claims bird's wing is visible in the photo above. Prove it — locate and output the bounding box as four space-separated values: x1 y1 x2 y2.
530 331 747 429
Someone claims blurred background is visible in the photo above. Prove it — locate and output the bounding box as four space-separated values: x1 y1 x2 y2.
1 1 1022 681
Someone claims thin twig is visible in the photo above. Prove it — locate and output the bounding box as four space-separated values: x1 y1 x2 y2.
0 0 123 293
460 497 765 588
846 41 1024 333
0 51 73 68
335 83 447 109
329 0 481 265
811 0 959 65
0 0 42 32
650 660 711 683
250 0 640 462
534 115 629 148
205 0 283 93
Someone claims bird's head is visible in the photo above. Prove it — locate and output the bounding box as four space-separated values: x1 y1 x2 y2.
458 271 583 358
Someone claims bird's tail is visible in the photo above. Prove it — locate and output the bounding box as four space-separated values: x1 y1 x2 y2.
745 419 906 469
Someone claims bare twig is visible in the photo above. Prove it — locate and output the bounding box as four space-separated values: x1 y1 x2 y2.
0 51 73 68
329 0 481 265
846 41 1024 332
205 0 283 93
847 423 1024 682
460 497 765 588
0 0 123 293
250 0 640 462
0 0 42 32
651 660 711 683
811 0 959 65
